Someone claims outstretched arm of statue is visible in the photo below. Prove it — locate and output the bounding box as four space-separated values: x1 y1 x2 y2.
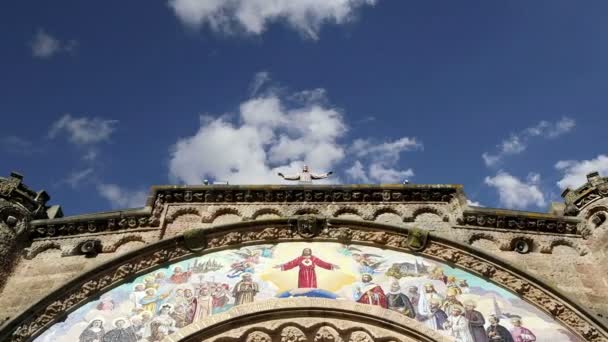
277 172 300 180
311 171 333 179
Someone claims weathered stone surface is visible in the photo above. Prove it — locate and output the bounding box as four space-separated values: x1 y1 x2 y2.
1 174 608 340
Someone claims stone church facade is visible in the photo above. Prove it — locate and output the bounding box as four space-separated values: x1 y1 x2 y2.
0 171 607 341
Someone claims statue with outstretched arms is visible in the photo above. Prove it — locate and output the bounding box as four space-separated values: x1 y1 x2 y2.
277 165 333 184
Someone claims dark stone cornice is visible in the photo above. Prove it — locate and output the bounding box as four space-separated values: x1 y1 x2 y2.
459 207 582 236
29 184 462 238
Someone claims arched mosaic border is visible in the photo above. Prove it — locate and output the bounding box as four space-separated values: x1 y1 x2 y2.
2 218 607 342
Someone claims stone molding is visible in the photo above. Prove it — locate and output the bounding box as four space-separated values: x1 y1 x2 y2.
459 208 582 236
29 184 459 238
162 298 451 342
2 218 607 342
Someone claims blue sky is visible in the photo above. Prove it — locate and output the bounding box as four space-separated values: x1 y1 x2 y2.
1 0 608 216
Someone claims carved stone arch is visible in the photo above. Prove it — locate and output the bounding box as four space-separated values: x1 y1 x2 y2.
584 205 608 220
104 234 146 253
165 206 202 223
202 207 243 223
409 206 447 223
467 232 506 251
252 208 283 220
541 238 588 256
24 242 62 260
332 207 363 219
585 205 608 229
370 207 402 221
167 299 450 342
2 218 608 342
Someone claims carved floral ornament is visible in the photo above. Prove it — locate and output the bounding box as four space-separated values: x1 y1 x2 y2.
2 219 607 342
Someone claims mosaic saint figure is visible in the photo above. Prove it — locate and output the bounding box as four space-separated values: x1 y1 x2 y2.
354 273 388 308
447 276 463 295
459 279 470 294
102 318 137 342
79 318 105 342
442 287 464 313
183 289 198 324
171 304 189 328
407 286 420 313
277 165 333 183
140 288 170 314
417 283 444 328
509 317 536 342
464 300 488 342
417 299 448 331
233 273 259 305
194 286 214 321
486 315 514 342
386 282 416 318
149 304 177 341
169 266 192 284
274 248 340 288
212 283 230 308
444 306 474 342
144 276 159 290
129 283 146 311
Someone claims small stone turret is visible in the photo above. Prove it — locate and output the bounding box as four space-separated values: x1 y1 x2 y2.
0 172 61 291
562 171 608 215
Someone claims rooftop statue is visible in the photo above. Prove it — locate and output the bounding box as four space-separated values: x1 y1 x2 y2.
277 165 333 184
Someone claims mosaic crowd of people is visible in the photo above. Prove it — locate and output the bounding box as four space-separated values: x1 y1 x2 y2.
78 267 259 342
77 248 538 342
352 270 537 342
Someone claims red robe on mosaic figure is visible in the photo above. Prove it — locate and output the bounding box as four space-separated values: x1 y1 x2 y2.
355 274 388 308
276 248 338 288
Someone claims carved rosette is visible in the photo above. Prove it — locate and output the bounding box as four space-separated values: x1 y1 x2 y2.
2 221 607 342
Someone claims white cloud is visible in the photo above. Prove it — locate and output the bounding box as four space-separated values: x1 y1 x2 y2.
167 0 377 40
169 78 347 184
63 168 94 188
97 184 148 209
49 114 118 145
30 29 76 58
0 136 37 154
484 171 546 209
555 154 608 189
346 161 369 183
346 137 420 183
368 163 413 183
249 71 271 96
168 73 420 185
466 199 483 207
482 117 575 166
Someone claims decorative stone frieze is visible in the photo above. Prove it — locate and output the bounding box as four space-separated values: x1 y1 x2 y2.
459 209 581 235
